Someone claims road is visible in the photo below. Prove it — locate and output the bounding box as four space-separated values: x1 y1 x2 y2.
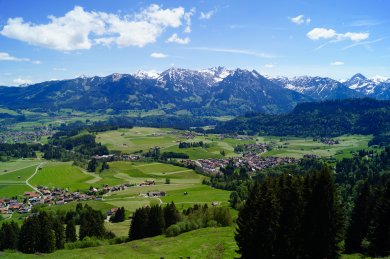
25 162 46 196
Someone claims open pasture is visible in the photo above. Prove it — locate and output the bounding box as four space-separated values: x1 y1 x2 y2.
29 162 94 191
260 135 372 159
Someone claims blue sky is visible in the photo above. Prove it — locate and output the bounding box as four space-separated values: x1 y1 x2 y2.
0 0 389 85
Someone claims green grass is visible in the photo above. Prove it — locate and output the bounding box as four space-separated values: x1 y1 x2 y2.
0 184 33 198
261 135 372 159
104 220 130 237
2 227 238 258
29 162 94 191
0 159 40 173
0 165 36 182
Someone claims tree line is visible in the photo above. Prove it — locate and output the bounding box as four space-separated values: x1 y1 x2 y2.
213 98 390 137
0 203 113 254
129 202 232 241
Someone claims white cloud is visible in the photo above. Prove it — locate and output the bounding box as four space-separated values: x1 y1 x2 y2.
13 78 32 85
307 27 369 42
166 33 190 44
188 47 275 58
199 10 214 20
32 60 42 64
264 64 276 68
1 5 195 51
150 52 168 58
290 15 311 25
0 52 30 62
330 61 344 66
183 8 195 33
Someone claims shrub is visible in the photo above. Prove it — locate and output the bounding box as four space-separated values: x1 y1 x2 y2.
64 237 103 250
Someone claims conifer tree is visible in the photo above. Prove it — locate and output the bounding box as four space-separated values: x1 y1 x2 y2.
302 167 344 259
345 181 372 253
65 219 77 242
163 202 181 228
235 180 281 258
274 173 304 258
148 205 165 237
52 218 65 249
38 212 56 253
18 215 40 253
129 207 150 241
0 220 20 250
368 179 390 256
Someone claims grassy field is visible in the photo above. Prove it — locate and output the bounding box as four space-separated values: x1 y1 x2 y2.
97 127 373 160
0 161 39 197
29 162 94 191
97 127 255 159
260 134 373 159
0 159 40 173
3 227 238 259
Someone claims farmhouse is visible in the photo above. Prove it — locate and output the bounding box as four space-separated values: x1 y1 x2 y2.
146 191 166 197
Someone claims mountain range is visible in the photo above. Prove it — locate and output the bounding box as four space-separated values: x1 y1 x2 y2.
0 67 389 116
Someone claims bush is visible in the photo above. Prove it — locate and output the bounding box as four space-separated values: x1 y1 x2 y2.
108 236 128 245
64 237 103 250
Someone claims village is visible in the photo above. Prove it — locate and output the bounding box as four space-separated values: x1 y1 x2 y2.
0 126 52 144
0 179 164 216
183 154 299 174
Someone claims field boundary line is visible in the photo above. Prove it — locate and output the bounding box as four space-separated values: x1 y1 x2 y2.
0 163 40 176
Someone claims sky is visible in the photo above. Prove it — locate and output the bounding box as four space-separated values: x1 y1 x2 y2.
0 0 389 86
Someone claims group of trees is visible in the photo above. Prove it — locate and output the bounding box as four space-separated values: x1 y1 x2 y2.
110 207 126 223
129 203 181 241
0 143 38 161
143 147 189 160
129 202 233 241
236 167 344 258
0 204 111 254
179 141 210 149
213 98 390 137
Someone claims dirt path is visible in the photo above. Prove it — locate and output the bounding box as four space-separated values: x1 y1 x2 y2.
25 162 46 195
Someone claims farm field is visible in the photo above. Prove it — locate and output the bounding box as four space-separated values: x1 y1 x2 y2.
97 127 373 160
0 160 40 197
29 162 94 192
260 134 373 159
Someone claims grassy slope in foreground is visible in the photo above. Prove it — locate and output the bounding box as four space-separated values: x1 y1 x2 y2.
5 227 238 259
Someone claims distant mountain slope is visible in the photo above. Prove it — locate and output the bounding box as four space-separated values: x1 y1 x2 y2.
1 67 389 116
0 68 311 115
270 76 363 100
344 73 390 99
213 98 390 137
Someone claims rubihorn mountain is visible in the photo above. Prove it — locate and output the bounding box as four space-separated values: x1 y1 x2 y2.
0 67 389 116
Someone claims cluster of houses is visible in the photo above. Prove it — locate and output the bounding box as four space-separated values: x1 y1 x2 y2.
0 127 52 144
320 138 340 145
0 198 31 214
184 154 299 174
92 154 140 161
234 143 268 154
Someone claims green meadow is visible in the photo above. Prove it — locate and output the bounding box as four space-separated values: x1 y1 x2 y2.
29 162 94 191
3 227 238 259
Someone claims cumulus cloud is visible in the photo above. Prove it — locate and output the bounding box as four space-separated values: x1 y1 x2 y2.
0 52 30 62
0 5 195 51
307 28 369 42
199 10 214 20
166 33 190 44
290 15 311 25
330 61 344 66
13 78 32 85
150 52 168 58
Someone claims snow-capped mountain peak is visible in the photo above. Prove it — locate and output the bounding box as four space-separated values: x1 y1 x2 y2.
133 70 160 79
